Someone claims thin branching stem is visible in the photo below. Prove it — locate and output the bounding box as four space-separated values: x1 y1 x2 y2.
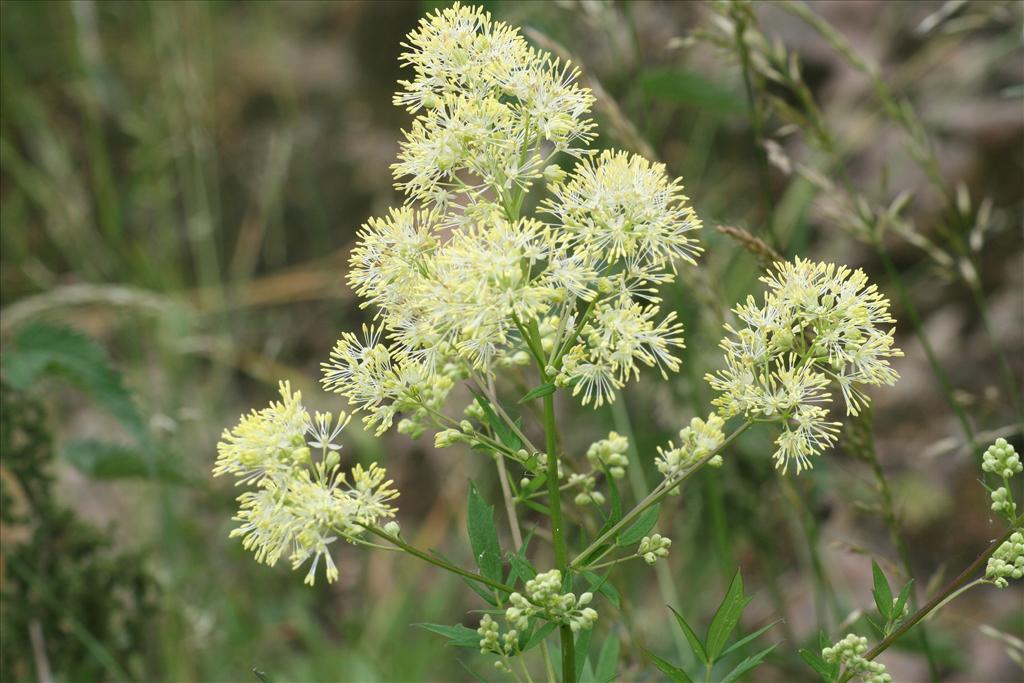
571 421 753 570
838 525 1017 683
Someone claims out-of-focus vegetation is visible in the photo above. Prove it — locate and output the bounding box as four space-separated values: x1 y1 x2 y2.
1 1 1021 681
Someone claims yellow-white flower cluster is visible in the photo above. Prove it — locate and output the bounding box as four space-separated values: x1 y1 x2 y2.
707 258 902 474
393 4 594 211
214 382 399 585
323 2 703 432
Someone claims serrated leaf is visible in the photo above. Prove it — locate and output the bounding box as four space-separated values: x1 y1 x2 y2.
594 632 619 683
720 642 778 683
467 483 503 583
519 383 556 403
414 622 481 648
644 649 693 683
574 625 594 682
508 550 537 583
719 619 782 658
667 605 708 665
706 570 750 661
471 391 521 450
872 560 893 620
616 503 661 547
63 439 182 482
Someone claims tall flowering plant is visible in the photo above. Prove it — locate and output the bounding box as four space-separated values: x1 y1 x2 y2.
213 5 1020 681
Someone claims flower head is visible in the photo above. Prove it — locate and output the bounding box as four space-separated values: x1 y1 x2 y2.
707 258 900 473
216 383 399 585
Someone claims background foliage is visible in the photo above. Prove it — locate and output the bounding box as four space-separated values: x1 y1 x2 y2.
1 1 1021 681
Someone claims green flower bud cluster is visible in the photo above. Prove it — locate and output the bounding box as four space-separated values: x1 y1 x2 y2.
586 431 630 479
506 570 598 634
570 472 604 506
990 487 1016 517
982 438 1021 519
982 438 1022 479
638 534 672 565
656 414 726 486
985 532 1024 588
822 634 892 683
477 614 519 658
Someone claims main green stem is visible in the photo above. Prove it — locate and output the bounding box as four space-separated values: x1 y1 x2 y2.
541 390 575 683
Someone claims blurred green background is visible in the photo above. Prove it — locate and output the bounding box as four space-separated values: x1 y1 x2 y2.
1 1 1022 681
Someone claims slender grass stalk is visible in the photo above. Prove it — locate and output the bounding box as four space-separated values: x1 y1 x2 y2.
781 0 1022 424
875 240 976 449
728 2 779 250
497 453 525 551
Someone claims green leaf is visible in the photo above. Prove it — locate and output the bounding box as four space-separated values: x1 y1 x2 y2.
637 68 745 113
414 623 480 648
583 571 620 608
872 560 893 620
574 625 594 682
594 632 619 683
864 614 883 638
616 503 661 546
471 391 521 450
63 439 182 482
521 498 551 516
893 579 914 622
461 574 497 606
720 619 782 658
668 605 708 665
456 659 488 683
799 647 837 682
596 471 622 537
705 570 751 661
644 649 693 683
523 622 557 652
720 643 778 683
519 383 556 403
467 483 503 582
2 323 149 444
